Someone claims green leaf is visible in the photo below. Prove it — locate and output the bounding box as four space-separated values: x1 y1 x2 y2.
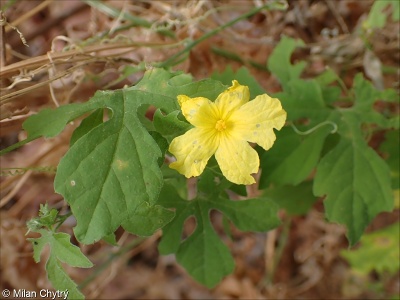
104 63 146 89
379 88 399 103
26 204 63 236
135 70 226 100
70 109 104 146
148 131 169 167
321 85 342 105
176 201 235 288
197 168 232 198
102 233 118 246
277 79 331 122
314 68 342 105
312 74 395 245
28 230 93 299
313 137 393 245
364 0 400 30
341 222 400 275
29 230 93 267
153 110 191 143
39 205 59 227
263 181 317 216
157 185 235 288
53 88 170 244
267 36 306 88
315 67 339 86
0 102 95 155
260 125 332 187
8 69 225 244
211 65 265 97
379 130 400 189
158 184 280 287
122 202 174 236
353 73 380 112
136 104 154 131
23 102 95 139
212 196 281 232
46 255 85 300
350 74 399 129
157 185 193 255
266 37 343 125
55 70 225 244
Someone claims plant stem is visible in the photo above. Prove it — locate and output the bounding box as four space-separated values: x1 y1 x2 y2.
0 11 6 69
261 217 291 285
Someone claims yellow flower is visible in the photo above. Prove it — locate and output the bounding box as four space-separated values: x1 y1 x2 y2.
169 80 287 185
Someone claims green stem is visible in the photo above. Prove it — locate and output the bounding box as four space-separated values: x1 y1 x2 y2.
272 218 291 279
211 46 269 71
54 212 72 231
262 217 291 285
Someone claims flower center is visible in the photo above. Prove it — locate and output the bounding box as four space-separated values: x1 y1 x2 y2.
215 119 227 132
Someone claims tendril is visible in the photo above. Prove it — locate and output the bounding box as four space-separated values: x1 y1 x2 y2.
0 11 29 47
290 121 338 135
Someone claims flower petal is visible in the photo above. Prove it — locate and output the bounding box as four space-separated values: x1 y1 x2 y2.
215 80 250 119
215 136 259 185
169 128 219 178
177 95 219 129
229 94 286 150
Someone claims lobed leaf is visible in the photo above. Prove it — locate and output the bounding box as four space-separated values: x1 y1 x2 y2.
263 181 317 216
122 202 174 236
379 130 400 190
28 229 93 299
176 200 235 288
210 196 281 232
364 0 400 29
211 65 265 98
153 110 191 143
351 74 399 129
314 137 393 245
341 222 400 275
29 230 93 267
275 79 333 123
158 183 280 287
53 88 169 244
267 39 395 245
260 125 332 187
46 256 85 300
267 35 306 88
70 109 104 146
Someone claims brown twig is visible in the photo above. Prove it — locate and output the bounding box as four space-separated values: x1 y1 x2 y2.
325 0 349 34
1 59 98 104
0 10 6 68
0 41 171 78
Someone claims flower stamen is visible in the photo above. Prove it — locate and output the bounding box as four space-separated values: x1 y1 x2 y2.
215 119 227 132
